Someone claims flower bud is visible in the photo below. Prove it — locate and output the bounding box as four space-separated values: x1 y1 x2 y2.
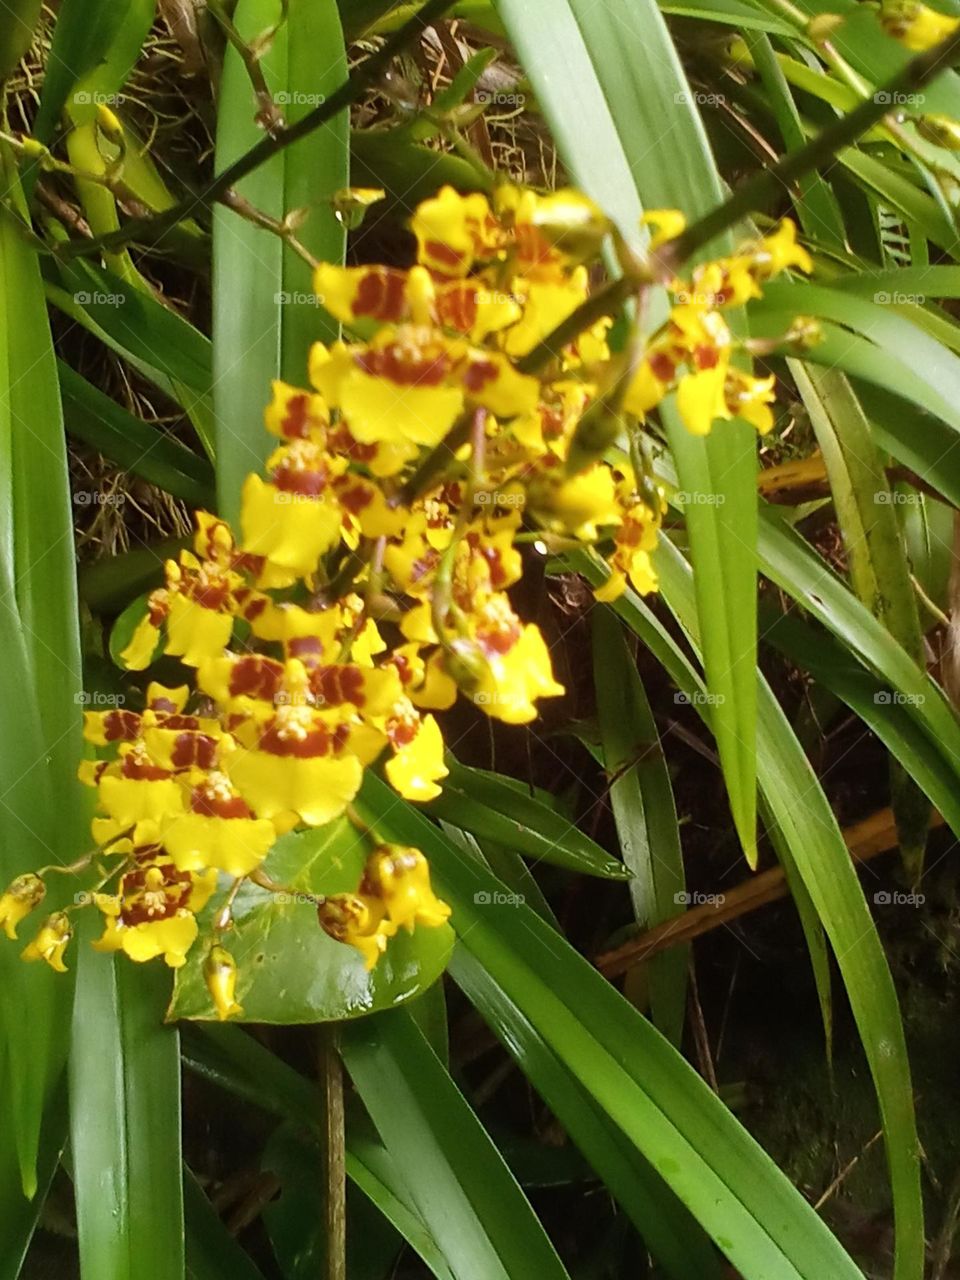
204 945 244 1021
21 911 71 973
0 872 46 940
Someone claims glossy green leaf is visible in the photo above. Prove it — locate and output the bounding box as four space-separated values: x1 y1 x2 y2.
452 946 725 1280
0 0 42 81
356 773 866 1280
427 758 629 879
0 144 84 1196
572 546 923 1277
0 1079 66 1277
592 609 687 1045
651 537 924 1280
109 591 164 669
341 1009 571 1280
494 0 759 862
33 0 156 141
182 1022 456 1279
214 0 348 522
185 1167 267 1280
70 939 185 1280
169 819 453 1022
790 365 929 874
58 361 215 508
757 506 960 778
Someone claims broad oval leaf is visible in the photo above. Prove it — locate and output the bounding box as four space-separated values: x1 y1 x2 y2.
169 819 453 1023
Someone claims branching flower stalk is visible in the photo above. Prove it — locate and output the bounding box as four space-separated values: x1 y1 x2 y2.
0 183 812 1018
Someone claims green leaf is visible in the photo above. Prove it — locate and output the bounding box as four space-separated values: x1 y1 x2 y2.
169 819 453 1022
213 0 349 522
495 0 759 862
757 506 960 781
427 758 629 879
185 1167 267 1280
109 591 165 670
356 773 866 1280
181 1023 456 1277
70 938 185 1280
0 0 43 81
58 361 215 508
651 537 925 1280
0 1079 66 1277
592 609 687 1045
0 144 84 1196
33 0 156 141
341 1009 571 1280
452 946 725 1280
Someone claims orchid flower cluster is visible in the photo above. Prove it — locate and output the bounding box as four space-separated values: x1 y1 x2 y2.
0 184 812 1019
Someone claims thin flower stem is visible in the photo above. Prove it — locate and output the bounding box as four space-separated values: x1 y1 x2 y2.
54 0 460 261
318 1025 347 1280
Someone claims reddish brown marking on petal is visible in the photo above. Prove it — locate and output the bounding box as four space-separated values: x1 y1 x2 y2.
121 755 171 781
357 347 449 388
273 466 329 497
229 655 284 700
185 579 231 611
102 710 142 741
437 283 478 332
424 240 465 271
387 716 418 748
259 719 332 758
354 268 408 322
287 635 325 664
191 787 253 819
312 665 365 708
120 863 193 925
281 393 312 439
476 616 522 657
232 551 267 575
326 423 378 463
147 592 170 626
335 479 374 515
391 653 413 685
694 345 720 371
170 732 218 770
148 697 178 715
332 723 351 752
648 352 676 383
161 714 200 731
462 358 498 394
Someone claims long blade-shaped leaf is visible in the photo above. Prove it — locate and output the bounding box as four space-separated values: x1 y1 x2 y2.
213 0 348 521
495 0 759 860
356 774 866 1280
341 1009 572 1280
70 941 185 1280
